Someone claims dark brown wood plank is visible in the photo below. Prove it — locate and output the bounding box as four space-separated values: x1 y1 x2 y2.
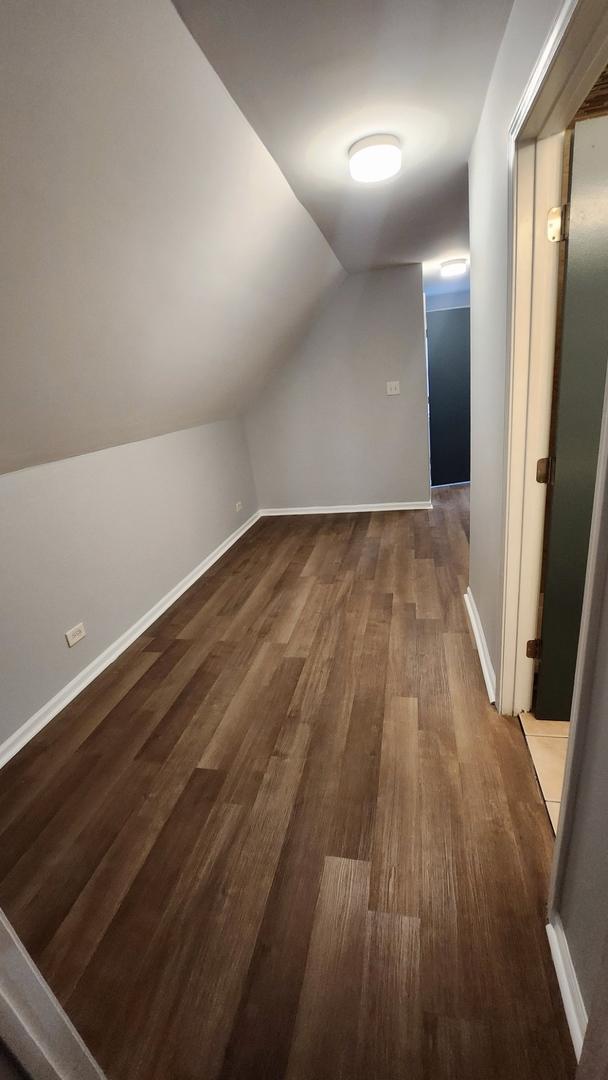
328 591 392 861
216 654 305 805
369 695 419 916
356 910 421 1080
0 644 161 836
0 486 576 1080
64 766 229 1071
137 722 310 1080
285 855 370 1080
218 581 372 1080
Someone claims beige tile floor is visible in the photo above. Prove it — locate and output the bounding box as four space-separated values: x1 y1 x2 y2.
521 712 569 833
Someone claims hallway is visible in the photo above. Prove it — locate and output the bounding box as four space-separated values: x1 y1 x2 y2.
0 487 574 1079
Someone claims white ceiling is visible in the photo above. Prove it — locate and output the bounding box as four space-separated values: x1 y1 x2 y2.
174 0 514 273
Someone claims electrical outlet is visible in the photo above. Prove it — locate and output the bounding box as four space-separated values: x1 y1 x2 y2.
386 380 401 396
235 500 243 512
65 622 86 648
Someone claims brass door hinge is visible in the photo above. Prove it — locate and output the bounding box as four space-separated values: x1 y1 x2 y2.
547 204 569 243
536 456 555 485
526 638 542 660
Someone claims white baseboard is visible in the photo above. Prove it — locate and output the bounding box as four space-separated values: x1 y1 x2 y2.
431 480 470 489
546 917 588 1059
0 511 261 770
463 586 496 703
260 500 432 516
1 499 433 769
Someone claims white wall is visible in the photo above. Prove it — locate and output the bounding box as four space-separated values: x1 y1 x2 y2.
245 266 430 509
0 0 341 475
0 0 343 758
0 420 256 750
467 0 563 672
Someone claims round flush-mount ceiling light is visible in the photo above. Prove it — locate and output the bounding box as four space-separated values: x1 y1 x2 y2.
348 134 402 183
440 258 468 278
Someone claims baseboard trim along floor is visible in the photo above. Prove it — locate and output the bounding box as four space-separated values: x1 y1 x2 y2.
0 500 435 769
463 585 496 703
546 917 588 1059
431 480 470 489
0 511 261 770
260 500 432 515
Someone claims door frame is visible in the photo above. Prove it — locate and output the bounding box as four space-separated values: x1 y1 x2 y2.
0 910 106 1080
426 304 471 488
499 132 564 717
499 0 608 718
500 0 608 1058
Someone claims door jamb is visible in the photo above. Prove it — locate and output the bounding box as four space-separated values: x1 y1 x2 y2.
499 135 563 717
500 0 608 993
499 0 608 717
0 909 106 1080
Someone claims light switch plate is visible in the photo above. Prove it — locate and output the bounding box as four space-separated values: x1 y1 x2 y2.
386 380 401 396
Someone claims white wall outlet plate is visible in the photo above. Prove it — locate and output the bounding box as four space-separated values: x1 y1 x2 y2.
386 380 401 396
65 622 86 648
235 500 243 512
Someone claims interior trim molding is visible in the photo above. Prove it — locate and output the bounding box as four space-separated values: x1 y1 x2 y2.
430 481 470 490
0 910 106 1079
463 586 496 703
509 0 579 139
0 511 261 770
259 500 432 516
546 917 588 1059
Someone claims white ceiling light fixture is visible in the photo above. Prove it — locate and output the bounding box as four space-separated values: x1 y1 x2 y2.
440 258 468 278
348 134 402 183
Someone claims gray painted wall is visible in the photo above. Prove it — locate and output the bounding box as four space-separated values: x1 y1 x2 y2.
558 554 608 1010
425 290 470 312
244 266 430 509
0 420 256 747
0 0 341 475
467 0 563 673
555 119 608 1013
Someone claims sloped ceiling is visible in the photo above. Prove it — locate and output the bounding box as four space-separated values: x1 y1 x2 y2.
0 0 342 474
174 0 514 273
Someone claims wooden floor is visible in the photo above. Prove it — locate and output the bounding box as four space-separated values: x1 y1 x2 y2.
0 487 575 1079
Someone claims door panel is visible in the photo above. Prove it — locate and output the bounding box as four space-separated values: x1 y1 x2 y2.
427 307 470 486
535 115 608 720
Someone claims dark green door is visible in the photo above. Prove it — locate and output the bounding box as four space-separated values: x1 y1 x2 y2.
535 115 608 720
427 307 470 486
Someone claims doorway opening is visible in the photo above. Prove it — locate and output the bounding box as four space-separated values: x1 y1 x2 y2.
425 297 471 487
508 69 608 841
502 24 608 1053
534 82 608 724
